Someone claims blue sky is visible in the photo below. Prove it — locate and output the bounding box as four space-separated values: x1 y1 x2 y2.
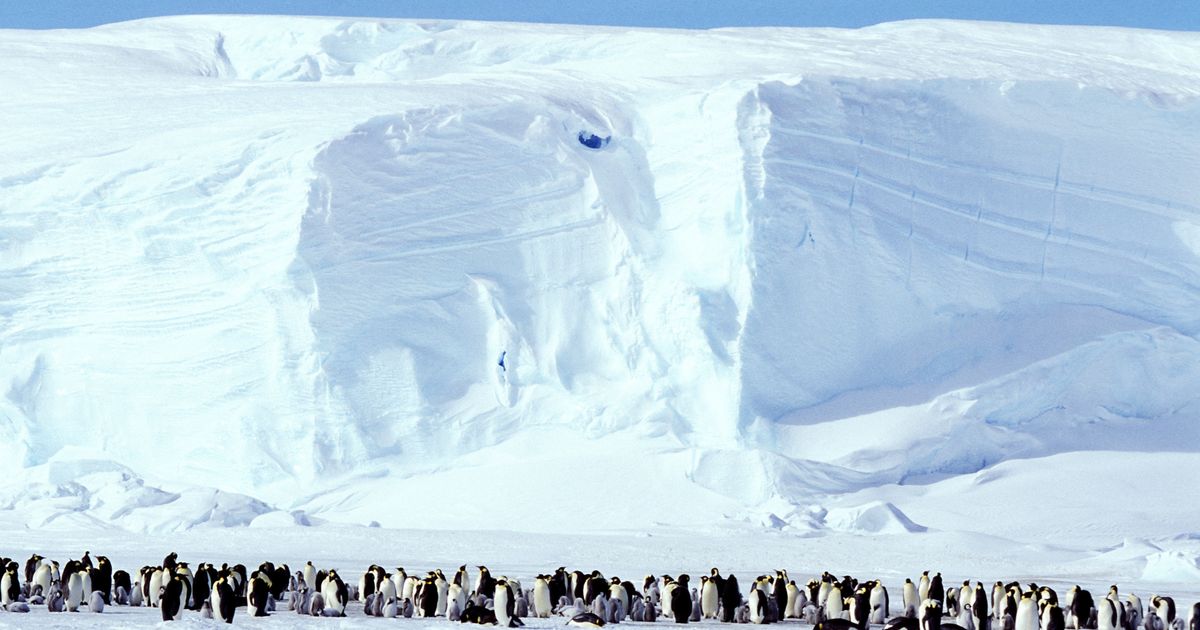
4 0 1199 31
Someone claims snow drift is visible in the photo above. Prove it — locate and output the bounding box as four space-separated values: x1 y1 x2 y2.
1 15 1198 557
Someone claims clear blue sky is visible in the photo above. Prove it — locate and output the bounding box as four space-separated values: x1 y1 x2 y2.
3 0 1199 31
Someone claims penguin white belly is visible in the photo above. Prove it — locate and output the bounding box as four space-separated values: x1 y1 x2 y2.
303 565 316 591
534 580 552 618
148 570 163 607
34 564 52 596
750 589 766 624
906 582 920 616
872 584 889 623
496 586 512 627
1099 599 1118 630
1016 598 1039 630
322 580 343 615
380 578 398 605
437 578 449 616
403 577 417 602
0 573 13 606
702 581 719 619
67 573 85 612
827 586 845 619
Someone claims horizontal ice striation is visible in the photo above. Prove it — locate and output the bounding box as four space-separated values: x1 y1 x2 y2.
736 78 1200 432
2 16 1200 533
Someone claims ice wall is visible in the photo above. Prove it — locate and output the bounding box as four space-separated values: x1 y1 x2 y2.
1 16 1198 532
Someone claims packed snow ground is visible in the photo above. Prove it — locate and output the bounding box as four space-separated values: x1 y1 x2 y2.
2 14 1200 584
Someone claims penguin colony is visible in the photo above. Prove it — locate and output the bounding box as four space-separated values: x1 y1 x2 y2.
0 554 1197 630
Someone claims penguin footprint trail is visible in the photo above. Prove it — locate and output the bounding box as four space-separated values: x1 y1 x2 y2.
2 554 1198 630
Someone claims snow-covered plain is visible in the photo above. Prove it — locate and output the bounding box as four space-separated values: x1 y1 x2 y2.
2 14 1200 592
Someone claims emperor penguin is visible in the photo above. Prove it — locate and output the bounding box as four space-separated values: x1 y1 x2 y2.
929 574 945 608
773 571 790 618
454 565 473 596
1044 604 1066 630
419 576 439 617
33 562 53 599
671 575 692 623
322 571 348 617
797 582 812 619
644 575 660 606
403 574 418 603
1 563 18 607
476 566 497 600
1016 593 1040 630
590 592 608 619
378 576 397 610
79 569 93 605
1074 588 1098 630
358 565 378 603
1127 594 1145 630
568 611 607 628
302 562 316 591
645 595 658 622
148 568 164 608
1100 598 1121 630
534 575 553 618
786 580 803 619
947 584 961 617
691 588 702 622
701 575 719 619
631 597 646 621
827 584 845 620
213 576 236 624
750 587 769 624
870 581 890 624
114 569 132 605
973 582 991 630
24 554 43 584
435 570 450 616
190 565 214 611
905 579 921 617
496 579 516 628
959 582 973 615
393 568 408 597
662 578 677 614
88 590 105 613
610 578 630 619
1153 597 1177 630
94 556 114 605
993 583 1008 621
919 573 932 604
67 571 85 612
450 581 468 615
721 574 742 623
249 574 271 617
921 600 945 630
821 579 834 609
609 595 625 624
384 597 400 619
161 575 186 621
47 583 65 613
1187 603 1199 630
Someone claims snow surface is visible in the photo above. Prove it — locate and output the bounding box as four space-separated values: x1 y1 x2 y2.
2 14 1200 583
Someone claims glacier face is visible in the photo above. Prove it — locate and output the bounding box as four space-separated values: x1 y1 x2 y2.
1 16 1199 538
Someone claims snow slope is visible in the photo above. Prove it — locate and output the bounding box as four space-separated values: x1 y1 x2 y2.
1 15 1199 572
